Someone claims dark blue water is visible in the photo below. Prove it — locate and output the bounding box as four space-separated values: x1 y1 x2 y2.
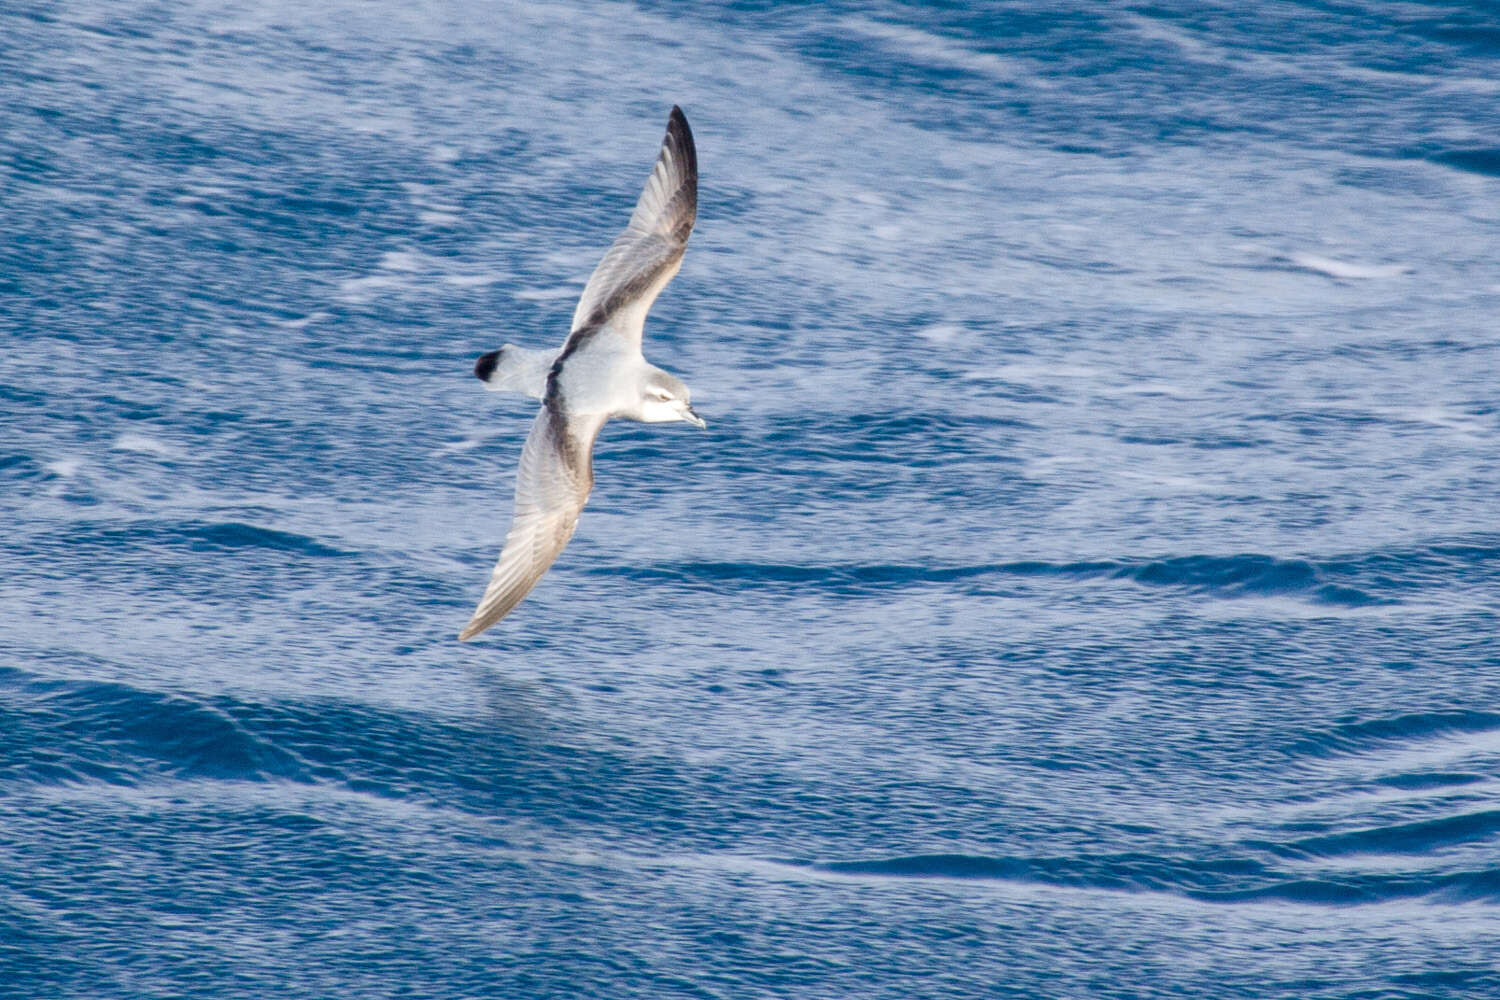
4 2 1499 997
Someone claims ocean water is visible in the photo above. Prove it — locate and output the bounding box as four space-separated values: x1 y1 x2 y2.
3 1 1499 996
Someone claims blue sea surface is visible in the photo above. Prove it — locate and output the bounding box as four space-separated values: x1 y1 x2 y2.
3 1 1499 997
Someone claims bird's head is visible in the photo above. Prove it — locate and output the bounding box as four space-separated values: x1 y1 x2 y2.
638 368 706 428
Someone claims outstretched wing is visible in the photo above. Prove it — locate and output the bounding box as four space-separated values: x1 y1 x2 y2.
565 106 697 350
457 406 600 640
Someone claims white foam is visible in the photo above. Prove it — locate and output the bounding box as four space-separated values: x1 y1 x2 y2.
1114 468 1226 493
513 286 580 302
1125 10 1500 97
914 323 964 345
435 437 486 455
112 434 180 458
840 16 1045 88
1122 14 1224 65
1394 406 1488 435
45 457 82 478
338 274 408 300
378 250 425 272
275 311 329 330
338 250 431 300
442 272 504 288
1289 253 1412 280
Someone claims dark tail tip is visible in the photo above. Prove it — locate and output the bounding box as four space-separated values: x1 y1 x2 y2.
474 349 501 382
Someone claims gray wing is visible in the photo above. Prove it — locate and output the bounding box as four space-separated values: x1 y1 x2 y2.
457 405 599 640
565 106 697 351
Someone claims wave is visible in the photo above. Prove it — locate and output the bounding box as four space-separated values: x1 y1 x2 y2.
591 537 1500 607
797 849 1500 905
0 670 308 786
1281 710 1500 761
0 667 696 837
1275 809 1500 859
45 519 351 559
0 452 50 483
8 654 1497 913
1285 252 1412 280
1427 147 1500 178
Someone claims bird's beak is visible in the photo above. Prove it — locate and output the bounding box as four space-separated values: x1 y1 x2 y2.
681 404 706 429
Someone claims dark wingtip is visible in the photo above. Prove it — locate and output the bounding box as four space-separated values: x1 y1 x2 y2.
667 105 696 185
474 349 501 382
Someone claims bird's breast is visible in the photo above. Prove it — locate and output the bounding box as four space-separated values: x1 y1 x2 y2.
551 340 641 418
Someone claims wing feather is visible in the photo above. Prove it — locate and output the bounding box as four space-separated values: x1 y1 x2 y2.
457 406 598 640
566 106 697 349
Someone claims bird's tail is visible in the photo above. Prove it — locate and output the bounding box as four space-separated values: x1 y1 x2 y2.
473 344 554 400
